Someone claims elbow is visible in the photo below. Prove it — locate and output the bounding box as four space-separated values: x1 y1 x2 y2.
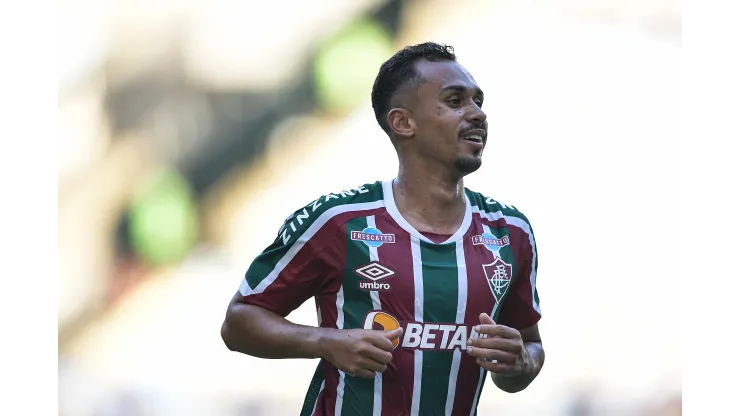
221 307 242 352
221 320 236 351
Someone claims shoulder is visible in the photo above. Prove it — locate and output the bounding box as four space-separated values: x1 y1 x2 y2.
465 188 534 228
276 181 385 246
466 188 538 253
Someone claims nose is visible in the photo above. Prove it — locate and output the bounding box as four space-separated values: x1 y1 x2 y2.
466 102 487 124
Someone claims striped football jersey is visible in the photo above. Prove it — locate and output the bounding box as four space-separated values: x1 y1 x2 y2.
238 180 541 416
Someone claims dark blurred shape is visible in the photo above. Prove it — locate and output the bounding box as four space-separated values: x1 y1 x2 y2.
102 1 407 201
181 83 317 197
104 67 318 199
114 211 133 259
371 0 407 36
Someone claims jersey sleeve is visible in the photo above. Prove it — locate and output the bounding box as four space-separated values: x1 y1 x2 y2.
497 215 542 330
238 207 343 317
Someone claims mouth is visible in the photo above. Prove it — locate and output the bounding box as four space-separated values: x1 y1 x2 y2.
460 129 487 145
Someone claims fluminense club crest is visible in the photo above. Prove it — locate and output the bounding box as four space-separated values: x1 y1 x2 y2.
483 257 512 303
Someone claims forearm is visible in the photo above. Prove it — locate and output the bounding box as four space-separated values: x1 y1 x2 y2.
492 341 545 393
221 301 328 359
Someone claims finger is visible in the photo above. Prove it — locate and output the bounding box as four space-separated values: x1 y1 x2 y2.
358 357 389 373
346 369 376 380
468 337 522 354
478 313 495 325
473 324 519 339
476 358 516 373
363 347 394 365
370 329 402 352
465 346 518 364
368 334 394 351
384 327 404 340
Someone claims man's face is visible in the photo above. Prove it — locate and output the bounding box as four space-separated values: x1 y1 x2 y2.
407 59 488 175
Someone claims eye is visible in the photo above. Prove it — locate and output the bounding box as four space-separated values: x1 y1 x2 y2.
447 97 461 107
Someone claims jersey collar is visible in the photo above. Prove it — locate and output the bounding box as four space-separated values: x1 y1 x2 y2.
382 179 472 245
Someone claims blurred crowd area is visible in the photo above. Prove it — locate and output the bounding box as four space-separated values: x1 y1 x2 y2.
58 0 682 415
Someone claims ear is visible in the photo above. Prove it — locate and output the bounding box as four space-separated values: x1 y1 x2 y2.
387 108 415 138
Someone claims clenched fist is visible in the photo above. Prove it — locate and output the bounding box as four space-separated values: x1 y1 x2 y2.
320 327 403 379
466 313 531 376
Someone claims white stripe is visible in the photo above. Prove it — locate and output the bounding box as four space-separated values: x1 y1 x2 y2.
382 180 472 245
335 372 345 416
472 206 541 315
444 193 473 244
336 285 345 331
455 239 468 324
335 286 345 416
366 216 382 309
310 380 325 416
445 239 468 415
366 216 383 416
372 369 382 416
469 368 486 416
481 224 503 318
410 238 424 416
240 200 385 296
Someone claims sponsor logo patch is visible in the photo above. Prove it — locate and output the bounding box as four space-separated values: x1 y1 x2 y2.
362 310 487 352
351 227 396 248
363 311 401 349
472 232 510 255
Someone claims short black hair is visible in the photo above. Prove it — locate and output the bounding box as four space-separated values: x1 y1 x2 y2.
371 42 457 133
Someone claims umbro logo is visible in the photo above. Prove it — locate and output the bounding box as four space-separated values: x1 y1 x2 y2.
355 262 395 291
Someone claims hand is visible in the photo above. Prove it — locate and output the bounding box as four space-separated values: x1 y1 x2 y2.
320 327 403 379
466 313 530 376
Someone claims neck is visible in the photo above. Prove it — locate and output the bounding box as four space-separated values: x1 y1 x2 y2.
392 160 467 235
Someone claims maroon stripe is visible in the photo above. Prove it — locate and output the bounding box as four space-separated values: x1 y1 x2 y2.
312 386 326 416
453 219 494 414
323 359 339 416
374 212 417 416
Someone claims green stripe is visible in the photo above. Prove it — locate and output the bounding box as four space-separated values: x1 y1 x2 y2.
245 182 384 289
300 362 325 416
341 216 375 416
419 241 459 415
465 188 529 223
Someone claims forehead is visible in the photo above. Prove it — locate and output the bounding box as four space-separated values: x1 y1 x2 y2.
414 59 479 92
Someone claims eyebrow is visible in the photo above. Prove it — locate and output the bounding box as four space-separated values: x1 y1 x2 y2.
440 84 484 99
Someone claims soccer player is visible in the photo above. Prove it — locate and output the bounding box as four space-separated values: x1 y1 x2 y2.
221 42 545 415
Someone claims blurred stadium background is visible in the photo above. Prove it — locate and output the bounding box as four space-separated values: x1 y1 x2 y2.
58 0 681 414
